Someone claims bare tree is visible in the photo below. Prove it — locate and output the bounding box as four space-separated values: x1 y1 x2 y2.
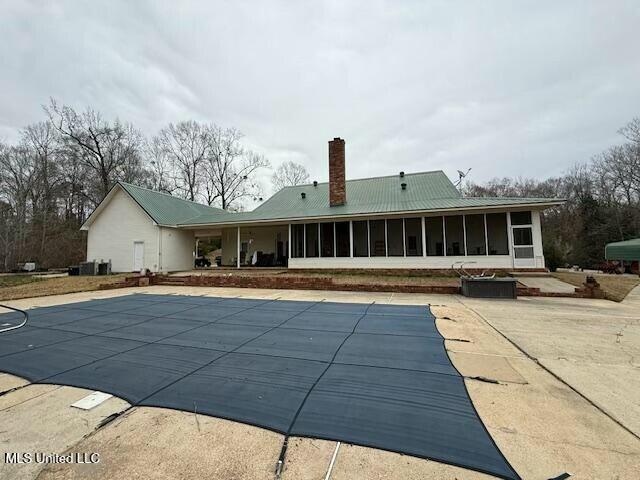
145 136 174 193
156 120 210 201
0 143 38 264
203 126 270 209
271 161 310 191
22 122 63 257
44 99 145 204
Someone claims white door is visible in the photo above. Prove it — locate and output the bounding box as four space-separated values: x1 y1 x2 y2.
512 226 535 268
133 241 144 271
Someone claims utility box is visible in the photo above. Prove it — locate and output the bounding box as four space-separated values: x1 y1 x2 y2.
461 277 517 299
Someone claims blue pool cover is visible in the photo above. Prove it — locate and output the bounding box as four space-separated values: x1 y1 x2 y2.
0 294 519 479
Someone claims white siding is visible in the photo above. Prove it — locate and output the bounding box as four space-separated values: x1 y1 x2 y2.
160 227 195 272
221 227 238 266
86 189 159 272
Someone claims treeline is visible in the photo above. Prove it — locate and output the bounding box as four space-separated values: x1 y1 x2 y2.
1 100 637 272
0 99 270 271
466 118 640 270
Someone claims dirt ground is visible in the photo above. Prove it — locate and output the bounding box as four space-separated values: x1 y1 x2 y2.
0 274 127 301
552 271 640 301
1 285 639 480
173 268 462 286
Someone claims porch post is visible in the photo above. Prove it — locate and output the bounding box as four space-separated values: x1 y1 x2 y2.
288 224 292 260
462 215 468 256
236 226 240 269
349 220 354 258
421 217 426 257
384 219 388 257
484 213 489 256
402 218 406 257
506 212 514 268
442 216 447 257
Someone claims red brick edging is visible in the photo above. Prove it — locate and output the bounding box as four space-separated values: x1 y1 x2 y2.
99 273 604 299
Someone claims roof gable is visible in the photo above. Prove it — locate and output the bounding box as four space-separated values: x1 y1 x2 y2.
82 182 228 229
118 182 228 225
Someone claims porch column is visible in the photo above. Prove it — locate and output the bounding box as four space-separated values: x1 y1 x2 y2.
421 217 426 257
484 213 489 256
462 215 468 256
442 216 447 257
506 212 514 268
236 226 240 269
349 220 354 258
288 224 292 260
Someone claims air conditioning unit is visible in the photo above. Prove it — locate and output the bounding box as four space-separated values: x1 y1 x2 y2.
79 261 98 276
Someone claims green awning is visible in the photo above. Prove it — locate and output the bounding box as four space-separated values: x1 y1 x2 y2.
605 238 640 261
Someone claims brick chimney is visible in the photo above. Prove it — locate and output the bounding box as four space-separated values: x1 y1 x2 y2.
328 137 346 206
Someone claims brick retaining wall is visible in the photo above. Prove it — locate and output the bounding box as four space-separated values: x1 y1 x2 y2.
100 273 602 299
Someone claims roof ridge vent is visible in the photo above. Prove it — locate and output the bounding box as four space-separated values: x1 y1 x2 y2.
399 171 405 178
401 182 407 190
313 181 318 187
301 192 306 199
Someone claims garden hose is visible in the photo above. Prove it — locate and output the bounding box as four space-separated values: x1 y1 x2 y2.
0 304 28 333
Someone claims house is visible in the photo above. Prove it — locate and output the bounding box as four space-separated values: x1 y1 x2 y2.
81 138 563 272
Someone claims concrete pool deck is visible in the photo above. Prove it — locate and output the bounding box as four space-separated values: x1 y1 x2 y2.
1 285 639 479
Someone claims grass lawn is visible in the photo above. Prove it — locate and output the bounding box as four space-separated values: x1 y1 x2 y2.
0 274 128 301
0 275 42 288
552 271 640 302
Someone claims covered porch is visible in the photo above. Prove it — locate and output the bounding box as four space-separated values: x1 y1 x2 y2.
188 207 545 271
194 224 289 268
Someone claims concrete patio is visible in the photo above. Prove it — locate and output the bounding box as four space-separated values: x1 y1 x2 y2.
1 285 639 479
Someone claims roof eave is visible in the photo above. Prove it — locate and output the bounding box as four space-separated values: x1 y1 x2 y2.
178 200 565 229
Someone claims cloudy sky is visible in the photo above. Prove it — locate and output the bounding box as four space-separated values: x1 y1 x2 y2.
1 1 638 197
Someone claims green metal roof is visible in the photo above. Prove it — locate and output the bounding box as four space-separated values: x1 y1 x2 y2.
118 182 228 226
605 238 640 261
178 171 563 226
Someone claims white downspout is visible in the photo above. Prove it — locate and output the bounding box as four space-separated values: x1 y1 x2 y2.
288 223 292 265
157 226 162 273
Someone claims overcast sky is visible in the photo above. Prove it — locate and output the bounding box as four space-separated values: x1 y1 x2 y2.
1 1 639 197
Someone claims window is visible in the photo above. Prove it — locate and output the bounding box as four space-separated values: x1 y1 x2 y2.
387 219 404 256
514 246 534 258
369 220 386 256
486 213 508 255
353 221 368 257
510 211 532 225
425 216 444 256
404 217 422 256
292 224 304 258
320 222 334 257
305 223 319 257
335 222 350 257
465 214 486 255
513 227 533 246
445 215 465 256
